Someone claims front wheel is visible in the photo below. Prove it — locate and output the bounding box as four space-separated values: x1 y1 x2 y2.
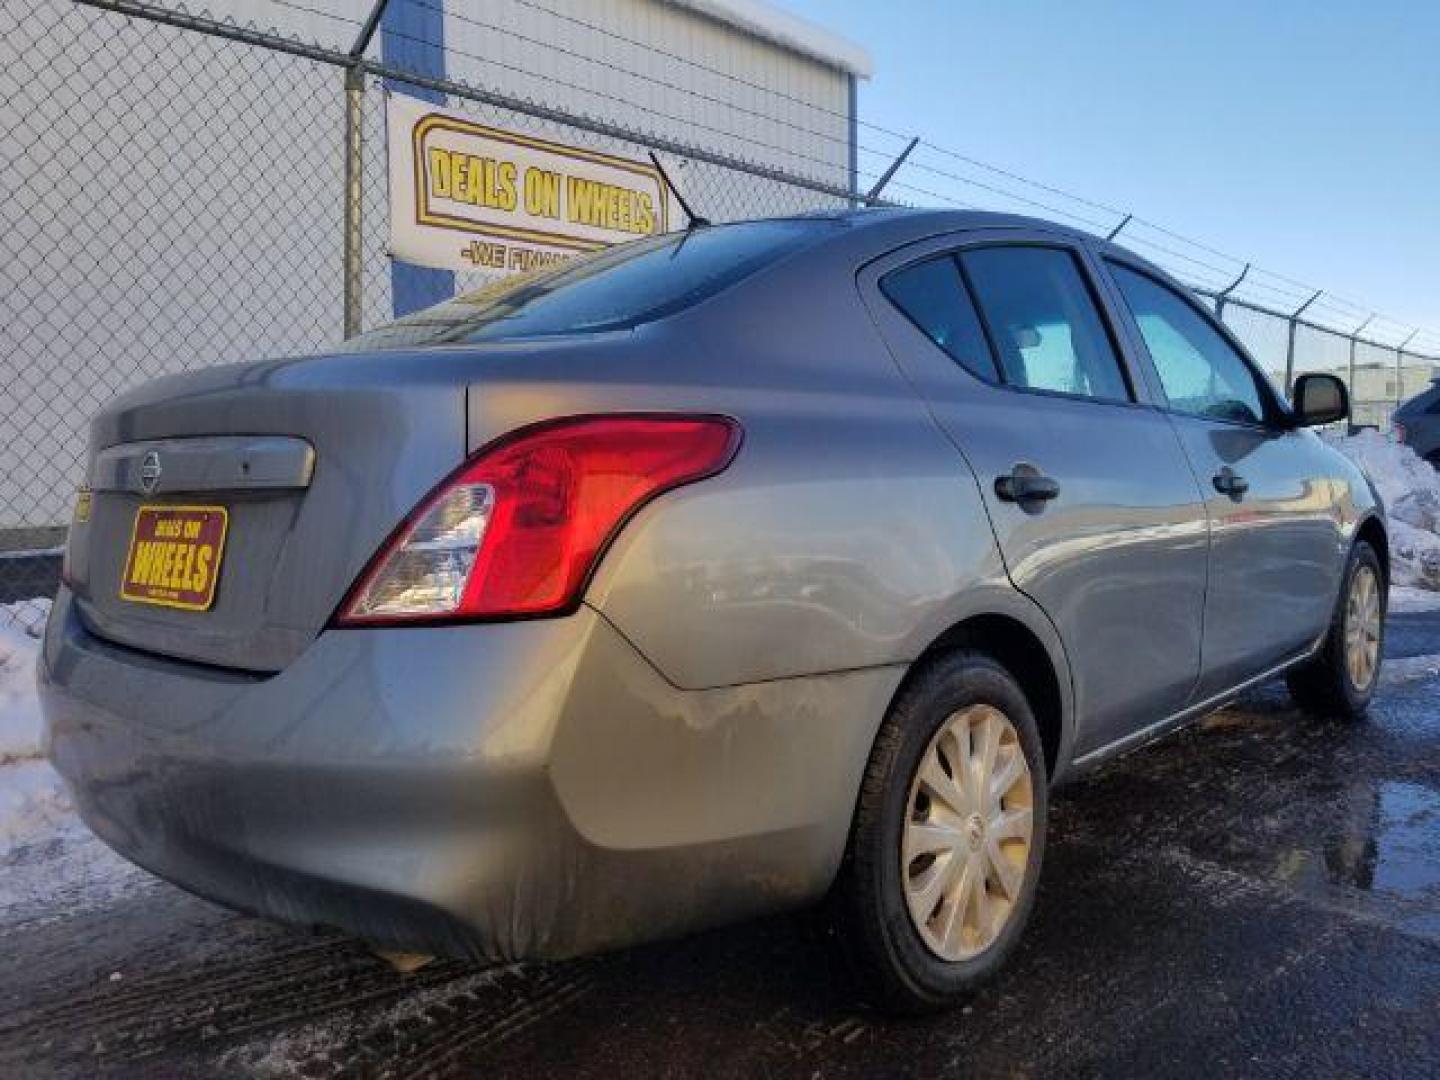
1286 540 1384 719
833 651 1048 1013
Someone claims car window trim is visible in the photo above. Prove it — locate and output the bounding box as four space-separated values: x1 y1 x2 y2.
960 240 1140 405
878 254 1003 384
1101 255 1291 433
881 238 1143 407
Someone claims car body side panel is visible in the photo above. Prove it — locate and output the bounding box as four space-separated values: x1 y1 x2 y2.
1172 422 1362 697
585 403 1017 689
1086 243 1377 700
857 230 1210 755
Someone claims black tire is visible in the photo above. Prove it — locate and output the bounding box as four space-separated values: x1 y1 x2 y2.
1286 539 1385 720
832 650 1048 1014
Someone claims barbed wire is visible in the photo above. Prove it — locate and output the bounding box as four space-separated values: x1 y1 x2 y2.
246 0 1435 344
270 0 899 170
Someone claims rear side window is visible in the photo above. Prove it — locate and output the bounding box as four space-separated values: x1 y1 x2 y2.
959 247 1131 402
1109 263 1270 426
339 218 835 351
880 256 998 382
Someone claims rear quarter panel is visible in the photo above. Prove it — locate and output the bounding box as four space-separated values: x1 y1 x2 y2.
558 240 1049 692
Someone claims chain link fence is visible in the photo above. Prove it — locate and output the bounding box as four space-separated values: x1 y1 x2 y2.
2 0 1436 619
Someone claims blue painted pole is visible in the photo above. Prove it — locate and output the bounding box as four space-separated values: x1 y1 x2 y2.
380 0 455 317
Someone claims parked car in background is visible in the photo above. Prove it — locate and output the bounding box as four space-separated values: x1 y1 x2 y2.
1395 376 1440 466
41 209 1387 1012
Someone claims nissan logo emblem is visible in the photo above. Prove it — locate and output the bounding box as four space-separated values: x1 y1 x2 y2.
139 450 162 494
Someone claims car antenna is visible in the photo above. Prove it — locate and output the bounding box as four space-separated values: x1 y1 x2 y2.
649 152 710 230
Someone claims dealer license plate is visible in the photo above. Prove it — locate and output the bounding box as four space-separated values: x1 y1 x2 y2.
119 504 229 611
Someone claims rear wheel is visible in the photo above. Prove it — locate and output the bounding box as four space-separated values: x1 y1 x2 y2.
1286 540 1384 719
833 651 1047 1013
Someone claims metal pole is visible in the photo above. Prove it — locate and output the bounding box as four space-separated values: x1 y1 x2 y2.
1397 329 1421 408
342 0 391 340
349 0 391 58
847 73 859 209
865 137 918 205
1284 288 1324 394
342 65 365 339
1349 314 1375 417
1213 262 1250 323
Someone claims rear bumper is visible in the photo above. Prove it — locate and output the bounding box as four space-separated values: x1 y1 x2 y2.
40 587 898 960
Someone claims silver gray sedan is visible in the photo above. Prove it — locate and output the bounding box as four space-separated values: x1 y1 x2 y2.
41 209 1386 1011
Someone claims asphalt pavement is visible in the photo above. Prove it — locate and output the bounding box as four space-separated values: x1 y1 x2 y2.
2 616 1437 1078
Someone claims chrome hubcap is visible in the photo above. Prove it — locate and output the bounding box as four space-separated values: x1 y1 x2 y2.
1344 565 1382 691
902 704 1034 962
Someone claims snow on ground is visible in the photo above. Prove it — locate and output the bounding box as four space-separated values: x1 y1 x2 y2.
0 598 150 923
1331 430 1440 591
0 599 60 830
1391 585 1440 613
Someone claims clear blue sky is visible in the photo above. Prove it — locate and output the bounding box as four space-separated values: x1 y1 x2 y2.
781 0 1439 346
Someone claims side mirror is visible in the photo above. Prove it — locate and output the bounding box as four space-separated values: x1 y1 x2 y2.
1291 372 1349 427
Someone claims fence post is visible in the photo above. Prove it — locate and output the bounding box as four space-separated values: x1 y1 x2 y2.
1396 329 1420 408
1214 262 1249 323
342 0 391 339
1284 289 1323 394
1349 314 1374 421
342 66 366 339
864 137 918 205
847 73 859 208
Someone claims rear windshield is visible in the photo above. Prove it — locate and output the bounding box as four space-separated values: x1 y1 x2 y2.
340 218 835 351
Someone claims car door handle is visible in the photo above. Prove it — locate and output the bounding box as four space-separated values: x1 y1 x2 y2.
995 468 1060 504
1213 467 1249 499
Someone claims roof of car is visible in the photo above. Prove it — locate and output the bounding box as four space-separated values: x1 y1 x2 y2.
783 206 1099 244
798 206 1186 281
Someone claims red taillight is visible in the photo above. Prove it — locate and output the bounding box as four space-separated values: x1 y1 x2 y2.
1394 421 1407 444
335 415 741 625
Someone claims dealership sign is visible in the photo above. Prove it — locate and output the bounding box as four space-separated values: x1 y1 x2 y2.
387 93 677 275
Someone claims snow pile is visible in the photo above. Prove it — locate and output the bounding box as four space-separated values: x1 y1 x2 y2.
0 598 76 852
0 597 151 923
1331 431 1440 591
1 600 49 763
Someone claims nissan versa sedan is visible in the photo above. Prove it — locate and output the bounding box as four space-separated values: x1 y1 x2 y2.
41 209 1387 1012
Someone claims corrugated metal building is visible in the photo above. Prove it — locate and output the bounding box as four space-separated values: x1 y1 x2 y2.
375 0 871 315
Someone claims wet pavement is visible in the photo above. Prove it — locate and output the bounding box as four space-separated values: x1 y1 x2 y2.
1387 608 1440 659
2 623 1438 1077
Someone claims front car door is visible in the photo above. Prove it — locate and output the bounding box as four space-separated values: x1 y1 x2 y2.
861 231 1210 756
1098 257 1349 699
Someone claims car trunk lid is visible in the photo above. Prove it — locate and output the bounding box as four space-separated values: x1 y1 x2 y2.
67 351 471 671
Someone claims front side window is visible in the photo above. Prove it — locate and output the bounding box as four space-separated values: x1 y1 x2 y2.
880 256 998 382
960 246 1131 402
1109 263 1270 425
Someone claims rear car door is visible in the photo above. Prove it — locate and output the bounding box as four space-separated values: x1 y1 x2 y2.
1100 259 1348 699
861 233 1209 755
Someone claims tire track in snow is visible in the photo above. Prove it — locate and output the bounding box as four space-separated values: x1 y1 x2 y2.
0 937 474 1066
378 965 597 1080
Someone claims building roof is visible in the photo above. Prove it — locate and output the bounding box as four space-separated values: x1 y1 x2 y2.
664 0 873 78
